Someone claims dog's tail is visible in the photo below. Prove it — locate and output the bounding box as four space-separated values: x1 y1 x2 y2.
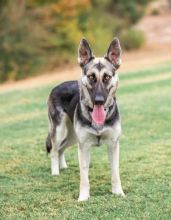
46 133 52 154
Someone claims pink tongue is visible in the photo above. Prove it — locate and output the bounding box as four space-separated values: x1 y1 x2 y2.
92 105 106 125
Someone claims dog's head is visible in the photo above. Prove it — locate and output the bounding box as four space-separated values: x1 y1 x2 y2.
78 38 121 126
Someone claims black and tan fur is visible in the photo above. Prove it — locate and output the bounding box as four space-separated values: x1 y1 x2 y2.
46 38 125 201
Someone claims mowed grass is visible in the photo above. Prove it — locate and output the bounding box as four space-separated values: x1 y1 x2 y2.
0 63 171 220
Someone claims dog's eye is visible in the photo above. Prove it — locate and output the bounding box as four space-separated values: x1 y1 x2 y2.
103 74 111 82
88 74 96 81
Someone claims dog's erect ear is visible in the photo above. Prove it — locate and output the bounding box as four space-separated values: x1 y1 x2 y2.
105 38 122 69
78 38 94 67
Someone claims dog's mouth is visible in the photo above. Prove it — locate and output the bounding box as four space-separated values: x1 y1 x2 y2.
91 105 106 125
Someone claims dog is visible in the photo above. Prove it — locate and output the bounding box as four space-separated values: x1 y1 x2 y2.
46 38 125 201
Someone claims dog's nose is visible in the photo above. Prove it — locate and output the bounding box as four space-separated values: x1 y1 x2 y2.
94 94 105 105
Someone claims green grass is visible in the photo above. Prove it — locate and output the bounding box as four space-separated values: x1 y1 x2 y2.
0 64 171 220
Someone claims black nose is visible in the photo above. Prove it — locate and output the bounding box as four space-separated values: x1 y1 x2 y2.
94 94 105 105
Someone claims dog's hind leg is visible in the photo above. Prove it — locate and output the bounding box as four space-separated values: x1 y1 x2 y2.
51 132 60 176
50 113 69 175
46 121 59 175
58 113 77 170
59 150 68 169
58 139 68 170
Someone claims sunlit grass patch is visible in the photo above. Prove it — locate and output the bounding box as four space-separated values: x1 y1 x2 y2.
0 65 171 219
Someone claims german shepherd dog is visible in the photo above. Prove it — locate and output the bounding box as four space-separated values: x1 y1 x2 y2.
46 38 125 201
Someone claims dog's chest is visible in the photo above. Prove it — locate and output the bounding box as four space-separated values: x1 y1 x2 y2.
75 118 121 147
83 134 103 147
94 135 101 147
87 132 116 147
93 132 114 147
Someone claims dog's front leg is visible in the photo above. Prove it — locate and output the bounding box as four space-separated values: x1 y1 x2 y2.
78 143 90 201
108 141 125 197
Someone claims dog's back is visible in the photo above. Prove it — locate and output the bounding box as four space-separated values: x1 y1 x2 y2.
46 80 79 153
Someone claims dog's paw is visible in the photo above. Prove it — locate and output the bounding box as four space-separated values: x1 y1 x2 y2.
112 187 125 197
78 193 90 202
60 164 68 170
59 159 68 170
51 171 60 176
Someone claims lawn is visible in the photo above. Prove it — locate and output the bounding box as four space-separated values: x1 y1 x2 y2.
0 63 171 220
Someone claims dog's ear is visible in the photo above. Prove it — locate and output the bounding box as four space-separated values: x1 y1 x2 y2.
105 38 122 69
78 38 94 67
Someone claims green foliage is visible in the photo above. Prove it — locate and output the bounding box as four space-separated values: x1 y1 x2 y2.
0 0 7 9
120 29 146 50
150 8 160 16
0 1 56 82
0 64 171 219
0 0 150 82
108 0 152 24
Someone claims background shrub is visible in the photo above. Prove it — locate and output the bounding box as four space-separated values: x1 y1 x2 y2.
120 29 146 50
0 0 151 82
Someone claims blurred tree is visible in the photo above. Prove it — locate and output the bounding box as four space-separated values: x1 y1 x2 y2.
92 0 153 24
0 0 53 81
0 0 7 10
0 0 151 82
